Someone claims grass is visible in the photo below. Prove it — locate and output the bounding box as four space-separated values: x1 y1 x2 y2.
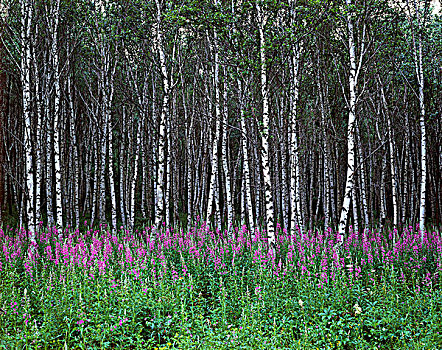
0 221 441 349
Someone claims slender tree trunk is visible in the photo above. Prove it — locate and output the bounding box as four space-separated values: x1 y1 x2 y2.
356 122 369 229
338 0 358 242
411 0 427 236
289 44 302 233
222 67 233 229
0 0 7 225
253 127 261 225
380 154 387 226
352 184 359 233
66 46 79 228
165 113 171 227
130 117 142 231
280 99 289 230
119 113 127 228
257 2 275 247
50 0 63 228
318 74 330 229
21 0 36 236
32 55 42 225
206 29 221 229
92 130 99 226
154 0 170 228
238 76 254 230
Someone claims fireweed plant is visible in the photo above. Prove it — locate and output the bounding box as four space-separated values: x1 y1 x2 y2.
0 221 442 349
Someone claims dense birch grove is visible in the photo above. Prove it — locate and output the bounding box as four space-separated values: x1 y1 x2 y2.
0 0 441 239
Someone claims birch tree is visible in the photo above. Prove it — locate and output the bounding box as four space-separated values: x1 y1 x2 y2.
288 0 303 233
21 0 35 235
238 77 254 230
256 1 275 247
406 0 428 236
0 0 8 224
205 18 222 229
48 0 63 227
338 0 366 241
154 0 171 228
222 67 233 228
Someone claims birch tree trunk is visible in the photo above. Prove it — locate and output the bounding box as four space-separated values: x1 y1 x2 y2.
380 154 387 226
165 113 171 226
317 71 330 229
119 112 127 228
129 117 142 231
222 67 233 229
50 0 63 228
356 122 369 229
0 0 7 225
21 0 36 236
32 53 42 225
288 0 303 233
289 42 302 233
154 0 170 228
106 82 117 231
238 75 254 230
417 30 427 237
352 184 359 233
206 29 221 229
183 71 194 230
91 130 98 227
280 98 289 230
66 40 79 228
256 2 275 248
338 0 358 242
409 0 427 236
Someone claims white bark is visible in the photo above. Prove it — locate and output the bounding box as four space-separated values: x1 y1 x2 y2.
352 185 359 233
206 29 221 229
21 0 35 236
279 100 289 230
380 154 387 226
91 131 98 226
406 111 415 223
338 0 358 242
66 42 79 228
238 76 254 230
253 127 261 224
50 0 62 228
289 45 302 232
222 67 233 228
32 55 41 224
411 0 427 236
183 73 194 230
417 38 427 236
165 115 171 226
256 2 275 248
154 0 170 228
119 113 127 228
288 0 303 234
130 118 142 231
356 123 369 229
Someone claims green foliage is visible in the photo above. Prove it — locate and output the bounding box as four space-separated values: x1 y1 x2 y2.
1 224 442 349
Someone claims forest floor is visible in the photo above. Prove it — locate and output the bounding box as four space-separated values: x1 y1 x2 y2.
1 223 441 349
